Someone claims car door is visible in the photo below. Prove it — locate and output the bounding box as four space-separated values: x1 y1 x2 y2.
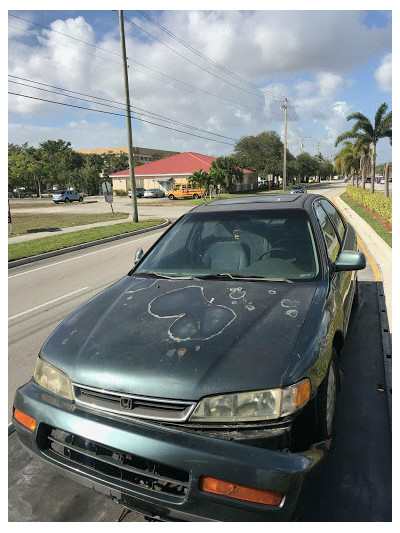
314 201 352 334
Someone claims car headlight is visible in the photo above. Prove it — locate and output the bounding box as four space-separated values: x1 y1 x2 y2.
189 379 310 422
34 357 73 401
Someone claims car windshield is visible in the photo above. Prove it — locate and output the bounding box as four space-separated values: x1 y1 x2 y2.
135 209 320 281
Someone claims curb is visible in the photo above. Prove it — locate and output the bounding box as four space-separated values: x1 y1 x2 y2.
8 220 170 269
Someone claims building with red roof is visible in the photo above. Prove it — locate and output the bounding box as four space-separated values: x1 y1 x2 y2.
109 152 258 194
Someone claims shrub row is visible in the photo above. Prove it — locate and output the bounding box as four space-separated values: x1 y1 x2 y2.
113 189 127 196
346 185 392 224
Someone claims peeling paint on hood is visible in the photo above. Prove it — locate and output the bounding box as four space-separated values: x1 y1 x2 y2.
40 276 317 401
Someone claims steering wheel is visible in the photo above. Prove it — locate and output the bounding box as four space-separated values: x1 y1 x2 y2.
259 247 296 261
259 237 310 262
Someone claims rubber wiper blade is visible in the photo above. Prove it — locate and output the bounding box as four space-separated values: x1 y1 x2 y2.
136 271 197 280
197 273 294 283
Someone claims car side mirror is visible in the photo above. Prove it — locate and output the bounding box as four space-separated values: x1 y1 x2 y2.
134 248 144 265
334 250 366 272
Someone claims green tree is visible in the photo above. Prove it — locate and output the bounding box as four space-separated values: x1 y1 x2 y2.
101 151 130 178
8 151 33 196
354 138 371 189
78 153 104 195
151 151 167 161
295 152 319 183
318 159 334 181
334 142 359 185
210 156 244 193
335 102 392 193
233 131 294 187
188 170 211 199
39 139 83 190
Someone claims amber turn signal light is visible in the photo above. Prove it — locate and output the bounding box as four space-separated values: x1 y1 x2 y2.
14 408 36 431
200 476 283 506
296 379 311 408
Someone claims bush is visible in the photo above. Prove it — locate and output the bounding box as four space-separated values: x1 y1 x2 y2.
113 189 127 196
346 185 392 224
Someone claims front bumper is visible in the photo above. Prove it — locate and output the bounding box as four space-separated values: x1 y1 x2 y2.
13 381 328 521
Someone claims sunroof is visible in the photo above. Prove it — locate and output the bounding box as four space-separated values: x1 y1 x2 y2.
208 195 300 206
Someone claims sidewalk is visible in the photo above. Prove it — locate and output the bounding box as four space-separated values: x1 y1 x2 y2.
8 217 133 244
334 192 392 330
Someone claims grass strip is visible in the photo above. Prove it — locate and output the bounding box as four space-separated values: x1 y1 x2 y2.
8 219 166 261
340 193 392 247
9 212 129 237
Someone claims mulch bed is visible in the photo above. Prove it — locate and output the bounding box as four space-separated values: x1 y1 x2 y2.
345 193 392 232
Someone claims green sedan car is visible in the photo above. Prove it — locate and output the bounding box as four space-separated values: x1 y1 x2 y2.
13 194 365 521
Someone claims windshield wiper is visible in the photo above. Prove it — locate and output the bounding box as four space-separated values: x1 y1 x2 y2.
196 273 294 283
135 271 200 280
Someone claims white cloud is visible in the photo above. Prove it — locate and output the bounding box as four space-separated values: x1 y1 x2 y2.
8 11 392 159
374 53 392 92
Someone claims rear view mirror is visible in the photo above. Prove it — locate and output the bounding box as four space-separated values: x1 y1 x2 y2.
334 250 366 272
134 248 144 265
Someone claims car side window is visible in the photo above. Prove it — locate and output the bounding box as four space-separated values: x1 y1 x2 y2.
314 204 340 262
320 200 345 241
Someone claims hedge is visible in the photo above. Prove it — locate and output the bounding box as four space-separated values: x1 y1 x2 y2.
345 185 392 225
113 189 127 196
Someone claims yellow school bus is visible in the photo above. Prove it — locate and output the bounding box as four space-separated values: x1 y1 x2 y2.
168 183 205 200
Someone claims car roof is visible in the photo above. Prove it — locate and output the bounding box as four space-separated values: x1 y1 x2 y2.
192 193 322 213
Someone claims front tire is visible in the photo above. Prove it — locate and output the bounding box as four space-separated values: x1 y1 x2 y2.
79 196 83 202
168 194 175 200
65 198 70 203
315 350 339 441
193 194 199 199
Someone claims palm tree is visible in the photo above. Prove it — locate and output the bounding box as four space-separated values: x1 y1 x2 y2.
354 138 371 190
335 103 392 193
334 142 359 185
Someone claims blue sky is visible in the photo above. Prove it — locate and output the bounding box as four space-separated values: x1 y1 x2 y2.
8 8 392 163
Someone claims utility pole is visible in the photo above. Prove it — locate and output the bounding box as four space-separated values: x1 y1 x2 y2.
281 97 288 191
119 10 138 222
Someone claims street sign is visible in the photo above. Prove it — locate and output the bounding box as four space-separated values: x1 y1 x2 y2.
102 181 114 213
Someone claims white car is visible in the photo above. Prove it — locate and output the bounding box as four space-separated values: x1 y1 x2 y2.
144 189 165 198
52 190 83 203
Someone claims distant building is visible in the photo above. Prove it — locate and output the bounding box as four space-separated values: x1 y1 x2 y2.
76 146 180 164
109 151 258 194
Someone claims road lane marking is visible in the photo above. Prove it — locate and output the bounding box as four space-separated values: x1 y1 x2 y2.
8 287 89 321
331 192 381 282
8 232 164 279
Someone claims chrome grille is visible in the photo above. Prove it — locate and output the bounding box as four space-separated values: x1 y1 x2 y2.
73 384 196 422
39 426 189 499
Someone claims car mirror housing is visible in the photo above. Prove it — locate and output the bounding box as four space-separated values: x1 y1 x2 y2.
334 250 366 272
134 248 144 264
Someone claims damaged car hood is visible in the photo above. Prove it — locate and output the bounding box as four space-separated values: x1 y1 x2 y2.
40 276 317 400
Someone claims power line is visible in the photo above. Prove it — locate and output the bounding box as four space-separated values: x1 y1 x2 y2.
123 14 281 102
8 24 122 66
8 77 238 141
9 13 122 59
8 92 237 146
135 10 285 101
9 21 268 115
